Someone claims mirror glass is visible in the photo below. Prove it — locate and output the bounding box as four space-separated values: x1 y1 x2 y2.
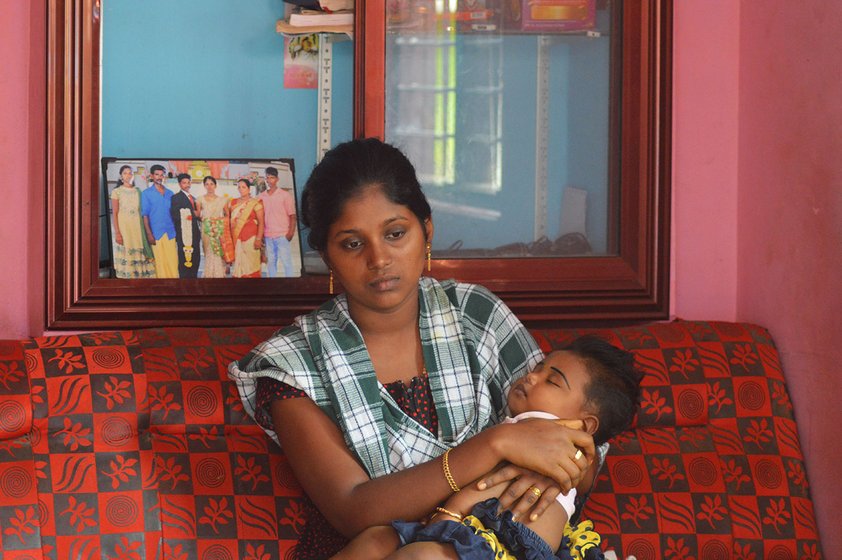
385 1 615 259
98 0 353 278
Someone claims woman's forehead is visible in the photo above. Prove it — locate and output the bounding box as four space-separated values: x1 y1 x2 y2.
335 185 407 220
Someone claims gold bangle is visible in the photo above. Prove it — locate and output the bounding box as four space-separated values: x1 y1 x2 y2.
441 449 461 493
434 506 463 521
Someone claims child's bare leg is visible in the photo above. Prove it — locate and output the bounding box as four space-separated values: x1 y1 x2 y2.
330 525 401 560
385 542 459 560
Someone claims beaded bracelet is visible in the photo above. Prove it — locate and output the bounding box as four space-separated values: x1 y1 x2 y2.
441 448 461 493
434 506 463 521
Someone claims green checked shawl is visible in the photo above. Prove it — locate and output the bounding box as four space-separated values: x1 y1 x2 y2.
228 277 542 479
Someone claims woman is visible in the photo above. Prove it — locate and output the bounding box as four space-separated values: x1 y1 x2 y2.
197 176 233 278
228 178 265 278
110 165 155 278
228 139 593 559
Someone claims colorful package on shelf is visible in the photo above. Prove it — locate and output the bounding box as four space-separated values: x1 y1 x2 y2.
453 0 501 33
386 0 501 32
504 0 595 32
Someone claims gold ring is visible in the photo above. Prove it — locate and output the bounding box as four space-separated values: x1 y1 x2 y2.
528 486 543 498
574 449 583 461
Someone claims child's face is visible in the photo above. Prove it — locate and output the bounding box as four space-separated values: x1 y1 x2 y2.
507 350 590 418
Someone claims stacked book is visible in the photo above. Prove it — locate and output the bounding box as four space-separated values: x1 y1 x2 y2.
277 4 354 35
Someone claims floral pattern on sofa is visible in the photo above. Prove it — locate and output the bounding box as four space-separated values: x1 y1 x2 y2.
0 321 824 559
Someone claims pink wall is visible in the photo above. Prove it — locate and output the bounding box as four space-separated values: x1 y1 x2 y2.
673 0 841 553
736 0 842 553
1 0 839 552
671 0 740 321
0 0 44 337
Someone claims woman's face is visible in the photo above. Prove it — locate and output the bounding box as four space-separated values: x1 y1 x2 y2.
205 180 217 194
120 168 133 185
237 181 250 197
323 185 432 316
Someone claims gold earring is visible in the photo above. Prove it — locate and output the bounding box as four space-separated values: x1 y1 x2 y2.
426 242 431 272
329 270 334 295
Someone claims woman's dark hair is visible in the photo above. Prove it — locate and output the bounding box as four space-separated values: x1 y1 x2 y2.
118 165 133 186
563 336 644 446
203 176 217 185
300 137 432 252
238 178 251 188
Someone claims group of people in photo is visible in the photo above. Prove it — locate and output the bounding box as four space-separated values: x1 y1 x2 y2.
109 164 297 279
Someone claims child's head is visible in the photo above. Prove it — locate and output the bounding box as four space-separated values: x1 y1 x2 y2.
507 335 643 445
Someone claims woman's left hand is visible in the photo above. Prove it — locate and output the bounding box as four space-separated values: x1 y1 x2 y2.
481 466 563 522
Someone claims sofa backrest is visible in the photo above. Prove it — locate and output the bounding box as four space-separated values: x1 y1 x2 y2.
531 321 822 560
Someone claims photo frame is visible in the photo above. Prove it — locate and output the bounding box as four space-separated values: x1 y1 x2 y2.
100 158 303 281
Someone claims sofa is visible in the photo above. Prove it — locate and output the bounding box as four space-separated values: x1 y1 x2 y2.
0 321 824 559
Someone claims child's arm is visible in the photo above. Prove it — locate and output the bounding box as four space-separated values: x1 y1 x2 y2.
433 421 587 552
435 467 569 553
329 525 401 560
473 419 590 520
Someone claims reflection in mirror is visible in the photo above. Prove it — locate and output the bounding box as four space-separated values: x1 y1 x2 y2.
99 0 353 278
385 2 615 259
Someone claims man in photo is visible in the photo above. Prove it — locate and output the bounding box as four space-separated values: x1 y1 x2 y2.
258 166 297 277
170 173 202 278
141 164 179 278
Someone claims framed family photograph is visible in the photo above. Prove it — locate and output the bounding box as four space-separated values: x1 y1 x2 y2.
100 158 303 280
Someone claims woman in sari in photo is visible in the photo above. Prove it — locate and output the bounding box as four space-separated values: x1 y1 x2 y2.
228 178 265 278
110 165 155 278
197 176 234 278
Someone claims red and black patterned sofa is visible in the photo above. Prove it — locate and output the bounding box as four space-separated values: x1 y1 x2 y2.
0 321 824 559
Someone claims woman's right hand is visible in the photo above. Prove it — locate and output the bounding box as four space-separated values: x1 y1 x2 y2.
490 419 595 492
114 232 123 246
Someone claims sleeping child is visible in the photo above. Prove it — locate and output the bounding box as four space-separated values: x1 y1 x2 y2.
333 335 643 560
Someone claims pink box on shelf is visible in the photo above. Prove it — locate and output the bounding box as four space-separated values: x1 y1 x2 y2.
505 0 595 33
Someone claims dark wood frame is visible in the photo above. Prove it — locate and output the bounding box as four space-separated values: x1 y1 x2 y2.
46 0 671 329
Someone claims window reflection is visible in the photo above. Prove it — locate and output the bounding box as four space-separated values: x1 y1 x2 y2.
385 1 615 258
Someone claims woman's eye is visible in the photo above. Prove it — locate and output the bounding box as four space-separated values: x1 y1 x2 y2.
386 229 406 241
342 239 362 250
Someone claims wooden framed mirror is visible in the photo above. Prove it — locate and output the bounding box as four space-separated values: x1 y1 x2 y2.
46 0 671 329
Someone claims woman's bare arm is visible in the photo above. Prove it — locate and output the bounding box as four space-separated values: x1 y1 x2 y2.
272 398 594 537
438 474 568 552
112 199 123 244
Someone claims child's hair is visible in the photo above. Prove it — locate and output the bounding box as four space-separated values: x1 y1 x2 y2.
563 335 643 445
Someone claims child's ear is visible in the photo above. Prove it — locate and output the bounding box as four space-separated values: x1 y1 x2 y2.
581 414 599 437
